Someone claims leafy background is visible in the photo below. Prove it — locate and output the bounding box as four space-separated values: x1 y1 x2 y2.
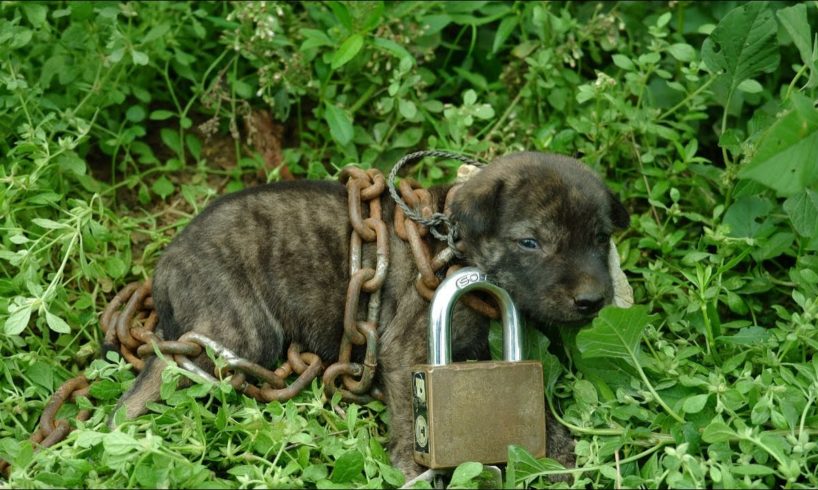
2 1 818 488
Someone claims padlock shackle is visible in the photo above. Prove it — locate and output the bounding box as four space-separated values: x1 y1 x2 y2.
429 267 523 365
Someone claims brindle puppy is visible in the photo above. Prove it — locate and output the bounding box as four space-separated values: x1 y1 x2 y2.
110 151 629 477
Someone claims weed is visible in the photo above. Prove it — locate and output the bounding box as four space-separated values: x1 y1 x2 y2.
1 1 817 488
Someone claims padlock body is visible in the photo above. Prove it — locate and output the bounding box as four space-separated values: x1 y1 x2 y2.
411 360 546 468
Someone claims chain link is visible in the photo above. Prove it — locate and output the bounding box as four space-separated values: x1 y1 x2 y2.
2 156 497 476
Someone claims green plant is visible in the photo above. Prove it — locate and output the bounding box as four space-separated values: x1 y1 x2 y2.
2 1 817 488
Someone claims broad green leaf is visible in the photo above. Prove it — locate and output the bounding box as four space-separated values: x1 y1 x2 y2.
125 105 146 122
104 256 128 278
376 462 404 487
57 152 87 175
507 445 564 483
327 1 353 30
701 2 779 91
324 104 354 146
152 176 175 200
739 94 818 195
22 4 48 27
392 127 423 148
449 462 482 487
103 431 141 455
74 430 105 448
574 379 598 405
612 54 635 71
668 43 696 62
131 50 149 66
701 421 735 443
330 450 364 483
331 34 364 70
736 79 763 94
398 99 417 119
88 379 121 400
682 393 710 413
717 326 770 345
45 310 71 333
25 362 53 390
783 189 818 237
575 306 653 363
722 195 773 238
776 3 817 88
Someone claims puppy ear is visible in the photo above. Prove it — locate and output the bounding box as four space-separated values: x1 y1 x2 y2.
608 190 630 229
450 179 505 238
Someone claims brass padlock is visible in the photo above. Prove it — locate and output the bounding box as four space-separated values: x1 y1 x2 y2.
412 267 547 468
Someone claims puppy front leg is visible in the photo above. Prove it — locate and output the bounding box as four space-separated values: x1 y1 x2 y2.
381 366 424 479
378 301 428 480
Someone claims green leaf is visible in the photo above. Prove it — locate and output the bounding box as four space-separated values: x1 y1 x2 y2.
682 394 710 414
186 134 203 160
330 450 364 483
324 104 354 146
492 16 518 54
104 256 128 279
150 110 176 121
736 79 763 94
45 310 71 334
393 127 423 148
376 462 404 486
32 218 70 230
783 189 818 237
371 37 412 62
612 54 635 71
327 1 353 30
88 379 121 401
160 128 182 154
126 105 146 122
57 152 87 175
722 195 773 238
507 445 564 483
5 303 32 336
22 4 48 28
152 176 175 200
575 306 653 364
738 94 818 195
398 99 417 119
331 34 364 70
103 432 141 456
702 421 735 443
449 462 483 487
131 50 149 66
731 464 776 476
668 43 696 62
776 3 818 88
26 362 53 390
701 2 779 91
717 326 770 345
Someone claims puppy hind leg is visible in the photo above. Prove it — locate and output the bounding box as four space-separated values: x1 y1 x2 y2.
108 356 166 429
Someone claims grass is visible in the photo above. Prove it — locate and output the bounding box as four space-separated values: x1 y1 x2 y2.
2 1 818 488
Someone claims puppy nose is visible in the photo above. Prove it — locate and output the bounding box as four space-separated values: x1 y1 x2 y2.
574 293 604 315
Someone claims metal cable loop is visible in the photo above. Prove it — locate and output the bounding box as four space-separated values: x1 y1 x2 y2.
387 150 484 256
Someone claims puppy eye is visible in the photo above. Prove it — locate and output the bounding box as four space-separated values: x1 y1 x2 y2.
596 232 611 244
518 238 540 250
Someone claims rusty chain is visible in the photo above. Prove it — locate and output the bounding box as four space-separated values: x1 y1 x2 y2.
1 158 500 477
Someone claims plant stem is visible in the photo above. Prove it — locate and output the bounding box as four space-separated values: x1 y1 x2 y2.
635 361 686 424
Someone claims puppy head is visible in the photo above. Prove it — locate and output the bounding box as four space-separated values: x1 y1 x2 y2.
449 152 629 325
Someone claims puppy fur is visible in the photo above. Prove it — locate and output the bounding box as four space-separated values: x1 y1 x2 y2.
110 151 628 477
